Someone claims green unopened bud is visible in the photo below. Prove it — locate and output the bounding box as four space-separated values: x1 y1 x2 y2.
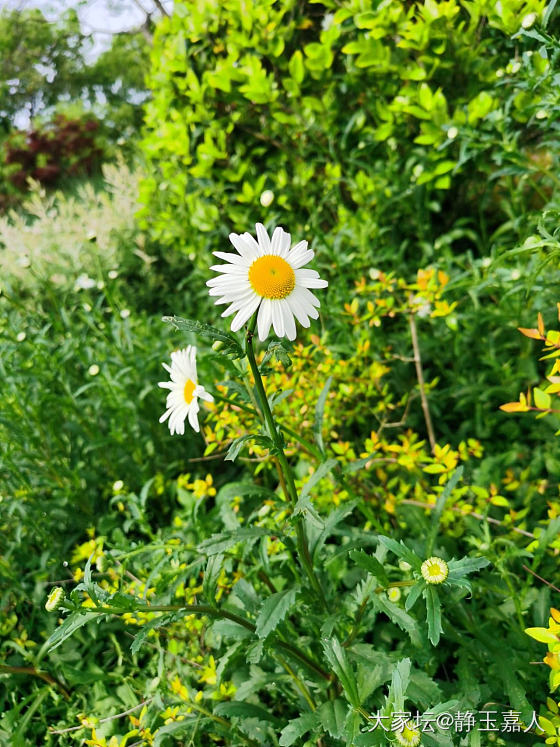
398 560 412 572
45 587 65 612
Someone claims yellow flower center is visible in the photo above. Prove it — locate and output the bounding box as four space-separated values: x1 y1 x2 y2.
184 379 196 404
248 255 295 299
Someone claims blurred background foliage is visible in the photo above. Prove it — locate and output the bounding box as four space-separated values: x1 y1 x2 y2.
2 0 560 744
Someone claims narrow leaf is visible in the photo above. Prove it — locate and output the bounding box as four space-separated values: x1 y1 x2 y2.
313 376 332 453
255 587 299 639
426 466 463 555
162 316 243 358
424 586 443 646
322 637 360 708
350 550 389 586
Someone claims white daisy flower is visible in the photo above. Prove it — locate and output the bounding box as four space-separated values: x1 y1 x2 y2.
158 346 213 435
207 223 328 342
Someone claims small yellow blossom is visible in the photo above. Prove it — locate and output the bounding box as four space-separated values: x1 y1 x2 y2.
394 720 422 746
45 587 64 612
421 557 449 585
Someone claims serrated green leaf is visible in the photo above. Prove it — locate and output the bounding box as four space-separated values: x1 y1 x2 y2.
322 637 360 708
386 657 411 712
293 458 336 524
255 587 299 639
370 594 423 648
43 610 100 653
198 527 271 555
203 553 223 605
162 316 244 358
377 536 421 570
279 713 318 746
131 611 184 655
350 550 389 586
317 699 347 738
426 466 463 555
447 556 490 578
424 586 443 646
225 434 275 462
214 700 277 722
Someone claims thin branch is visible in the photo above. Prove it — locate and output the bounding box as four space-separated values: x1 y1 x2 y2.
401 498 535 538
522 564 560 594
49 699 152 735
0 664 70 698
409 314 436 452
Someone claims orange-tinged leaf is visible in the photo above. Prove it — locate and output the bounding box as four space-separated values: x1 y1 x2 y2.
518 327 542 340
500 402 526 412
551 608 560 624
538 312 545 336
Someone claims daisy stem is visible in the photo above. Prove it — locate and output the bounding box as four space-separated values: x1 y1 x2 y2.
244 322 329 612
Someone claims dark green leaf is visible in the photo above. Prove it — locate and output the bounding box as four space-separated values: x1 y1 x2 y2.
317 699 347 739
322 637 360 708
424 586 443 646
255 587 299 639
350 550 389 586
425 466 463 555
279 713 318 746
162 316 244 358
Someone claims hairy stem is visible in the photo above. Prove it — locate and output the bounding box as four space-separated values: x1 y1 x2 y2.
244 322 328 611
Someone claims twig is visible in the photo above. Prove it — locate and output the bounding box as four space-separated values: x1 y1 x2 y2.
522 564 560 593
401 499 535 538
48 699 152 735
409 314 436 452
0 664 70 698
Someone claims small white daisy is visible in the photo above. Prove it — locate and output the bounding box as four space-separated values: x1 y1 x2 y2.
158 346 213 435
207 223 328 342
421 556 449 585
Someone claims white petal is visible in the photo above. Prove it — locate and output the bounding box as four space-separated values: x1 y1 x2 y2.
159 407 173 424
257 298 273 341
213 250 249 266
271 301 285 337
288 241 313 268
210 264 250 275
230 294 261 331
286 293 311 328
196 386 214 403
295 269 328 289
158 381 175 390
270 227 284 256
207 275 248 289
280 299 297 340
255 223 271 253
230 233 259 261
279 230 291 258
188 401 200 432
297 286 321 309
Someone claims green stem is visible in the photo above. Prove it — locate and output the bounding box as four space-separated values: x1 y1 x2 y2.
274 653 317 711
91 603 330 681
244 322 328 611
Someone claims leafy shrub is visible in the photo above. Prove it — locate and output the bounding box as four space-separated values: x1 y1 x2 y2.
0 159 139 291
